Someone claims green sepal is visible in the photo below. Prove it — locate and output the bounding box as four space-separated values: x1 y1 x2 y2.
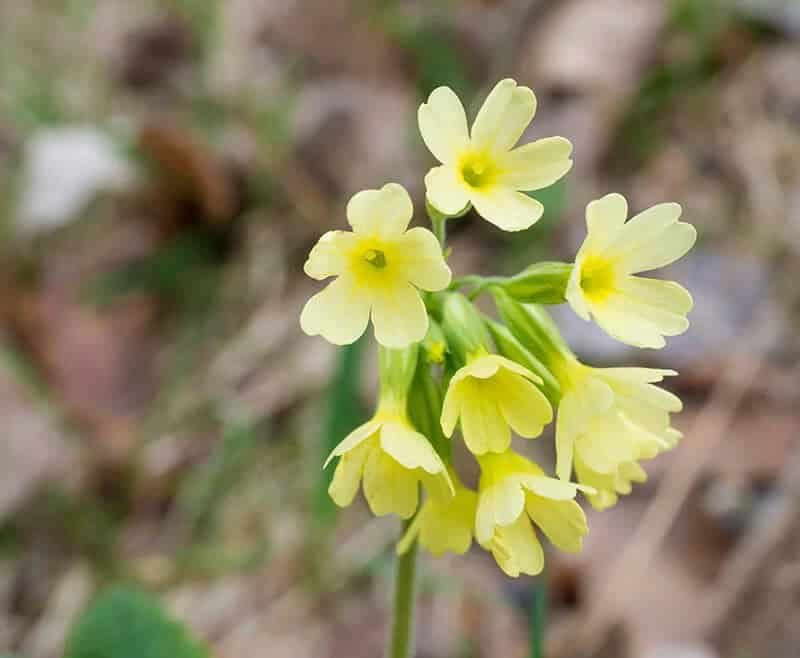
492 288 573 369
484 317 561 404
425 196 471 221
420 318 448 365
408 360 451 463
440 292 492 367
378 343 419 404
494 261 572 304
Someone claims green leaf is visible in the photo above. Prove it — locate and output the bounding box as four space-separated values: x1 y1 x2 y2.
314 338 368 527
64 586 211 658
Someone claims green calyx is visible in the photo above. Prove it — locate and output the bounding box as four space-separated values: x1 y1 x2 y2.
378 343 420 404
493 261 572 304
439 292 492 367
492 288 573 371
484 317 561 404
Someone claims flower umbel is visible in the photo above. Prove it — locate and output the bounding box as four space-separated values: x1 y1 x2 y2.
441 352 552 456
397 469 477 557
566 193 697 348
554 357 682 503
326 396 453 520
476 451 588 577
419 79 573 231
301 183 451 348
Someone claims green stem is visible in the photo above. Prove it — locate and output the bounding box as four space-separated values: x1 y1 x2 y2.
388 521 418 658
431 213 447 248
529 571 548 658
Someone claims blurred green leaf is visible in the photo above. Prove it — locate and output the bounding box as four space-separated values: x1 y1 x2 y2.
87 232 222 312
63 586 210 658
370 1 473 100
395 22 473 100
180 418 259 539
314 338 368 526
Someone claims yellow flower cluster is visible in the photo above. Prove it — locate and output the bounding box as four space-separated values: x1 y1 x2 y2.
300 80 695 577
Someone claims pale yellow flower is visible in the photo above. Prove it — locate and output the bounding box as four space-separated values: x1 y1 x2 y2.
574 457 647 511
441 352 552 456
397 470 477 556
555 360 682 495
419 79 573 231
325 401 453 520
476 451 588 578
566 193 696 349
301 183 451 348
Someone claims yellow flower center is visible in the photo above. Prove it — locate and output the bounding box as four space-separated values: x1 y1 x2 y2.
363 248 387 269
580 255 617 302
459 152 496 189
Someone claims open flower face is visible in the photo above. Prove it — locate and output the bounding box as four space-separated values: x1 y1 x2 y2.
397 472 478 557
566 193 697 348
301 183 452 348
325 412 453 520
555 363 683 490
419 79 573 231
441 354 553 456
476 451 588 578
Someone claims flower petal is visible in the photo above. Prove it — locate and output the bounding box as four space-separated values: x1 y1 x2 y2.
476 479 526 541
618 222 697 274
300 276 371 345
494 370 552 438
520 475 580 501
585 193 628 252
440 382 462 437
363 449 419 519
380 421 445 474
346 183 413 237
328 439 372 507
460 381 511 455
492 355 542 384
418 86 470 165
395 226 452 291
496 137 573 191
424 164 471 216
565 265 591 321
493 515 544 577
555 377 614 480
471 187 544 231
370 281 428 348
590 288 689 348
525 497 587 553
471 79 537 155
304 230 355 280
324 419 382 467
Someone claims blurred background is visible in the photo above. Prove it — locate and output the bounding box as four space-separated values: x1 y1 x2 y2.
1 1 799 657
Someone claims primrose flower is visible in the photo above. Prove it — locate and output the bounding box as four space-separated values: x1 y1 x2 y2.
419 79 573 231
301 183 451 348
566 193 697 348
441 352 552 456
574 457 647 511
326 400 453 520
397 470 477 557
476 451 588 578
554 360 682 494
